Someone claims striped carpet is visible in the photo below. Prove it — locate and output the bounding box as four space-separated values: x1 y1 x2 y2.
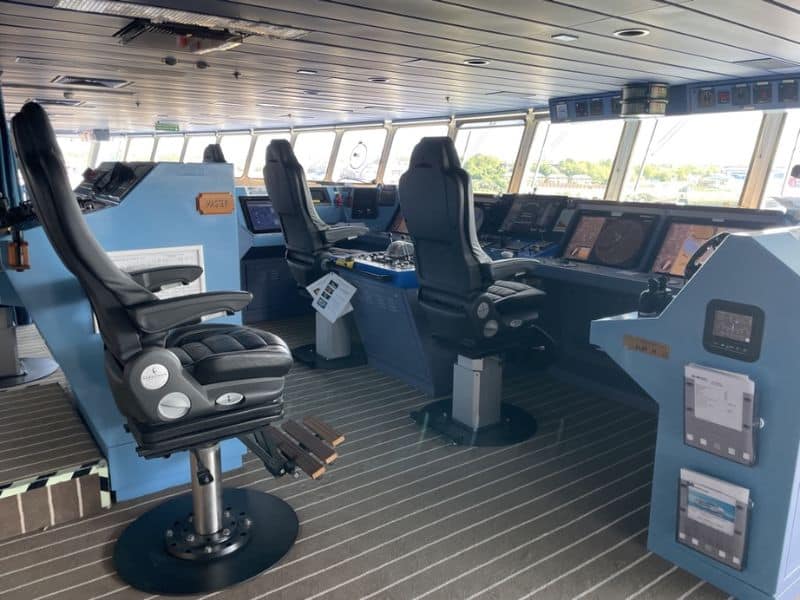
0 318 729 600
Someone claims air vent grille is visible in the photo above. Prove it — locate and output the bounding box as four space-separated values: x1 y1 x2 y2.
30 97 84 107
51 75 131 89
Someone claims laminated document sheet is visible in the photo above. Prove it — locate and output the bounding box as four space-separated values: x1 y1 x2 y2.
678 469 750 570
684 363 757 465
306 273 356 323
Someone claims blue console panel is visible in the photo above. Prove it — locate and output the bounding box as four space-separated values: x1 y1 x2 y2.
0 163 246 500
591 229 800 600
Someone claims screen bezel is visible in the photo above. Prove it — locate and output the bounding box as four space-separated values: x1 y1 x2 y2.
703 299 765 362
351 187 379 219
649 217 767 277
239 196 282 234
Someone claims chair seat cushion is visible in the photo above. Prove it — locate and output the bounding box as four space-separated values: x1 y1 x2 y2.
486 280 546 319
167 324 293 385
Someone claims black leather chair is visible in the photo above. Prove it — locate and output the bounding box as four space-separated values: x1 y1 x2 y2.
399 137 552 445
203 143 226 163
265 139 369 367
12 102 299 595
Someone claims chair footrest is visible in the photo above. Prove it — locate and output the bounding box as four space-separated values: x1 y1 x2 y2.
242 416 345 480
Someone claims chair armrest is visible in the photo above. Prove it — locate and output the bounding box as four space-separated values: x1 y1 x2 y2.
127 265 203 293
484 258 540 281
324 224 370 244
127 291 252 333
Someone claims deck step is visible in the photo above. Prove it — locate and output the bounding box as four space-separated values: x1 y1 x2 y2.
0 383 109 542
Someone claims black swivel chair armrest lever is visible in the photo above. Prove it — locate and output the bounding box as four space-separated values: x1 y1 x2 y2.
127 265 204 292
486 258 541 281
127 291 253 333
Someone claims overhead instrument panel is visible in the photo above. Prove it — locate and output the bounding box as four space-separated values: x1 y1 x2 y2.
562 213 657 269
651 222 750 277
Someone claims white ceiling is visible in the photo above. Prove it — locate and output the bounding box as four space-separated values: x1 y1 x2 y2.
1 0 799 133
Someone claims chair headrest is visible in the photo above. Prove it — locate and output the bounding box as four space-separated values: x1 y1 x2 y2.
266 139 301 169
202 144 226 163
12 102 60 165
408 137 462 172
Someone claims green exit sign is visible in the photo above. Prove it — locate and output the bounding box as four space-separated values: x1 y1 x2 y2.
155 120 180 132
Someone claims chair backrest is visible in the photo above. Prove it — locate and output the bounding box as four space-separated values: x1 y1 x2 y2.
264 139 330 255
11 102 156 363
203 143 226 163
399 137 491 301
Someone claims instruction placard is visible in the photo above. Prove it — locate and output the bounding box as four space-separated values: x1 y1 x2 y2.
306 273 356 323
684 363 757 465
678 469 750 570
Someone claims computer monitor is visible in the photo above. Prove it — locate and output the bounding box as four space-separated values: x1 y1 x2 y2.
309 187 328 204
389 208 409 235
562 212 657 269
240 196 282 234
500 195 567 235
651 222 750 277
351 187 378 219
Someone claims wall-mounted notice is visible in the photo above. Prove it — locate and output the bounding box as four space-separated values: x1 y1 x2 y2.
684 363 757 465
678 469 750 570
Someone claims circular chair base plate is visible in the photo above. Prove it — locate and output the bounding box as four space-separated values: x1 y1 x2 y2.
292 343 367 370
114 488 298 595
0 357 59 389
411 399 537 446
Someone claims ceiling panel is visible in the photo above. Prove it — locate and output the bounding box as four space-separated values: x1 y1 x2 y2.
0 0 797 132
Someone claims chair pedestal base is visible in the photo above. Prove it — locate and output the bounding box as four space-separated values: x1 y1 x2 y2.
411 399 537 446
0 308 58 389
411 354 537 446
292 313 366 369
0 357 59 389
114 487 298 595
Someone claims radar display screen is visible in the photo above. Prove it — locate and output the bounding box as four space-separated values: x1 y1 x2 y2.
562 213 656 268
389 209 408 235
351 187 378 219
500 195 566 235
309 188 328 204
241 197 281 234
652 223 750 277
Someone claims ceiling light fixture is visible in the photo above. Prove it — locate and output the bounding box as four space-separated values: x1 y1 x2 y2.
551 33 579 42
297 68 318 75
368 76 389 83
463 58 490 66
613 28 650 38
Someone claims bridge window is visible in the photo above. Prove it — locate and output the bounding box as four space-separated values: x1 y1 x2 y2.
249 132 291 179
56 135 92 188
294 130 336 180
455 120 525 194
219 133 253 177
383 123 449 184
183 135 217 163
153 136 184 162
94 137 126 166
763 110 800 208
622 112 763 207
332 128 387 183
125 136 154 161
524 120 624 199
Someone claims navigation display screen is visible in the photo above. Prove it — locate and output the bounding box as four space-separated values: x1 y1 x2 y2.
562 213 657 268
652 223 749 277
712 310 753 343
389 209 408 235
241 197 281 234
500 195 566 235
